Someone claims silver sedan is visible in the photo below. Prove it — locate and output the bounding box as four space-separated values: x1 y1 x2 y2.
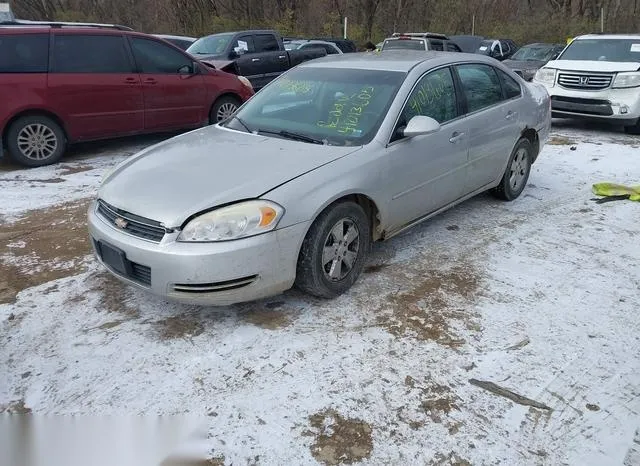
88 51 551 305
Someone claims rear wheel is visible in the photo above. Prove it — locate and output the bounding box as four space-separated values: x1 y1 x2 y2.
295 201 371 299
6 115 66 167
209 96 241 124
492 138 532 201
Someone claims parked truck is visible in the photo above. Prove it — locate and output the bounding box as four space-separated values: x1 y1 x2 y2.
186 30 327 90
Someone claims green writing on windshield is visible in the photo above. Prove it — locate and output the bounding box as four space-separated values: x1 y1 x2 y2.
317 86 375 135
277 79 315 96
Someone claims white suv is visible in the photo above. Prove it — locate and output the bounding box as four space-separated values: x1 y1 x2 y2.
533 34 640 134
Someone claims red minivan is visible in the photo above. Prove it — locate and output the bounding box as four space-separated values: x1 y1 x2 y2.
0 22 254 167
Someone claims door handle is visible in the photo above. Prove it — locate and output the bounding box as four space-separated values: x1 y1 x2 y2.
144 78 157 84
251 58 260 62
449 131 465 143
124 77 138 84
505 111 517 120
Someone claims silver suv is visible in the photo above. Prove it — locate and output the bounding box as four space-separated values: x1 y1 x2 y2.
533 34 640 134
380 33 462 53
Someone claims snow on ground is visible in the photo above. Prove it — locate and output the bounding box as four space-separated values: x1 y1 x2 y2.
0 122 639 465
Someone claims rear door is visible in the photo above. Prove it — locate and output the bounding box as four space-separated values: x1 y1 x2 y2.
129 36 207 131
453 63 522 192
47 32 144 141
251 33 288 88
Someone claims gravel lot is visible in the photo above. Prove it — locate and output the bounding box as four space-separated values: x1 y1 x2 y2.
1 122 639 465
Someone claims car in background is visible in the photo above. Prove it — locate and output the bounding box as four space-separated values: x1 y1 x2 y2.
533 34 640 134
0 21 254 167
186 30 326 90
476 39 518 61
89 51 550 306
309 37 357 53
502 42 565 81
284 39 342 55
380 32 462 52
450 35 484 53
153 34 197 50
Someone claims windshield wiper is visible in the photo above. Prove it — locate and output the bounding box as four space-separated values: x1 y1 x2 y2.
257 129 325 145
230 115 252 132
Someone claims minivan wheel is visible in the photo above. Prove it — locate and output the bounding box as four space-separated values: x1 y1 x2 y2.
6 115 66 167
492 138 533 201
210 96 241 124
295 201 371 299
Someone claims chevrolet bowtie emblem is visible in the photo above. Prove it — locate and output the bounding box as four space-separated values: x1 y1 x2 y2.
114 217 128 229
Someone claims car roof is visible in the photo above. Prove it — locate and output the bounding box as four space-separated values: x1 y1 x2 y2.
575 33 640 40
0 20 131 31
299 50 494 72
153 34 197 41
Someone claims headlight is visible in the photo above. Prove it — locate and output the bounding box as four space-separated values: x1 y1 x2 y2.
534 68 556 86
238 76 253 90
177 200 284 242
612 72 640 89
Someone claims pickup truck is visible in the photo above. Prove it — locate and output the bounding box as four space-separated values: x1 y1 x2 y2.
186 29 327 90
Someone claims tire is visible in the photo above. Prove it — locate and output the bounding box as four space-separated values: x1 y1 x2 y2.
209 95 241 124
295 201 371 299
492 138 533 201
624 121 640 135
6 115 66 167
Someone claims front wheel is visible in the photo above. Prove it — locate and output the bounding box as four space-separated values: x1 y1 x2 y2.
209 96 241 124
492 138 533 201
295 202 371 299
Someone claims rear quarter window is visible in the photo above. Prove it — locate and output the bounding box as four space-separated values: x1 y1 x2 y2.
0 34 49 73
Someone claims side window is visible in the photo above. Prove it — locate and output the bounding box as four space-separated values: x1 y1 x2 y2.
233 35 255 54
130 37 192 74
52 34 131 73
446 42 461 52
400 67 457 128
429 39 444 51
254 34 279 52
456 64 504 113
498 69 521 99
0 34 49 72
324 44 339 55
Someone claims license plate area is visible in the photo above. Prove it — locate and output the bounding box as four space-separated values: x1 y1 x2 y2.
96 240 131 276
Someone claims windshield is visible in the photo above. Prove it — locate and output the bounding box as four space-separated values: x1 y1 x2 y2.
186 33 234 56
511 45 559 61
223 67 406 146
558 39 640 62
383 39 425 51
284 41 303 50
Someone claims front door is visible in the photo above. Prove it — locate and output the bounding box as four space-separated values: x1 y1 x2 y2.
47 33 144 141
384 66 469 232
454 63 522 192
129 36 207 131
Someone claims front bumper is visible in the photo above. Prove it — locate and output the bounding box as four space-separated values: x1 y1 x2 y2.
88 201 309 306
540 83 640 125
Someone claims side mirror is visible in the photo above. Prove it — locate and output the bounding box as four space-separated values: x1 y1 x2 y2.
403 115 441 138
177 64 192 75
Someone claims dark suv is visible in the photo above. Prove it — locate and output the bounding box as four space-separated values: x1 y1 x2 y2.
0 22 254 167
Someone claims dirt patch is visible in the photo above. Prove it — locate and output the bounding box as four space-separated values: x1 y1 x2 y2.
84 272 140 318
405 376 461 424
377 265 481 347
364 263 390 274
429 451 471 466
155 314 205 340
548 136 576 145
0 399 32 414
238 302 295 330
308 409 373 465
0 199 92 304
58 164 94 175
586 403 600 411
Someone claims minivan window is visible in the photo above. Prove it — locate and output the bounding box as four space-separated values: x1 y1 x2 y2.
254 34 280 52
131 37 193 74
429 40 444 51
456 64 504 113
52 34 132 73
0 34 49 73
558 39 640 63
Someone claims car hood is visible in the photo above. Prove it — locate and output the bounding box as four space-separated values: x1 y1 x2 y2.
99 126 361 228
545 60 640 72
503 59 546 70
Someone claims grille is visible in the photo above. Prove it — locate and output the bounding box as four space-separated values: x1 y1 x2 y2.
173 275 258 294
558 72 613 90
97 200 166 242
131 263 152 286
